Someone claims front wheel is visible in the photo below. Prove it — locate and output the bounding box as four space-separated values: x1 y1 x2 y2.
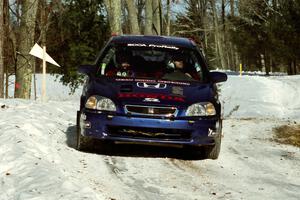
76 126 94 151
203 133 221 159
76 111 94 151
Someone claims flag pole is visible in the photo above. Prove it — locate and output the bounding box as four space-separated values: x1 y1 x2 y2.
29 43 60 102
42 46 46 102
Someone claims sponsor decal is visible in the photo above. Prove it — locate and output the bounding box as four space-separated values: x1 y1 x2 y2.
127 43 179 50
127 43 147 47
115 78 190 86
118 93 185 102
143 98 160 102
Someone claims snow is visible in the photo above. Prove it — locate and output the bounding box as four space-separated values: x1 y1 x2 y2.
1 74 300 200
222 75 300 119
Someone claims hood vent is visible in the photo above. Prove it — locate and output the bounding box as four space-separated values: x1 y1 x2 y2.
137 82 167 89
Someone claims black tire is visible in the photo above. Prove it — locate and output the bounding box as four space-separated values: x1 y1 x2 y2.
76 111 94 151
76 111 80 127
76 126 94 151
203 133 221 159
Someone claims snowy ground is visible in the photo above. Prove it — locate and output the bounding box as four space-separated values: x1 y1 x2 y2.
0 74 300 200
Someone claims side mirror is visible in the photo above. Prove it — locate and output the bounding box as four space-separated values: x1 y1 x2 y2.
209 71 227 83
78 64 97 76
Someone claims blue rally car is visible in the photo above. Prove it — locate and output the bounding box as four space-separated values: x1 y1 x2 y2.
76 35 227 159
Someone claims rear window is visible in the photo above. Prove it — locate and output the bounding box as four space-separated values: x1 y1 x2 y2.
96 43 205 82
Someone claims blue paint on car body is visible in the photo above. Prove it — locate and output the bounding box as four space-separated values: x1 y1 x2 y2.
76 35 227 159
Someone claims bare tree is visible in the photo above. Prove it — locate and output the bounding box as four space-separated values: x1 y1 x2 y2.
104 0 122 34
221 0 225 32
230 0 234 16
125 0 140 34
165 0 171 36
228 0 238 70
0 0 4 98
210 0 226 69
4 0 13 98
152 0 162 35
173 0 209 47
135 0 145 32
37 0 49 47
0 0 10 98
15 0 39 99
144 0 153 35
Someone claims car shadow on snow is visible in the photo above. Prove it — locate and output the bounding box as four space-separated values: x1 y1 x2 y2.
65 125 206 161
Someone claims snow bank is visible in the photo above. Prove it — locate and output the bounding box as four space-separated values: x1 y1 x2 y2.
0 99 104 199
5 74 82 101
220 75 300 120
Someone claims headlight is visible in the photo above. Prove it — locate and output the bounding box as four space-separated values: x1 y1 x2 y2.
186 102 216 116
85 95 116 111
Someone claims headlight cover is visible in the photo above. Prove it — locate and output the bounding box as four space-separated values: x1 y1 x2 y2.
186 102 216 116
85 95 116 112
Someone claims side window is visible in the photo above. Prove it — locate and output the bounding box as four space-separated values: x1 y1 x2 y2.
97 47 116 75
189 51 203 81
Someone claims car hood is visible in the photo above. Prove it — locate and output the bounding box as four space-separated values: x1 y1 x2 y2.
90 78 214 107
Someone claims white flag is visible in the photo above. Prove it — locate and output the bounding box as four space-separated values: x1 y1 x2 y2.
29 43 60 67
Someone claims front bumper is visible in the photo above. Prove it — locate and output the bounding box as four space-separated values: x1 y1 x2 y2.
79 110 222 147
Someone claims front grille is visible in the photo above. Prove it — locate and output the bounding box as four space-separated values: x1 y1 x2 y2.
107 126 191 140
125 105 177 116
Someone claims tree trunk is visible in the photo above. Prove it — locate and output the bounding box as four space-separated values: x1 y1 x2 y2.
32 0 47 100
166 0 171 36
230 0 234 16
136 0 144 32
291 60 297 75
221 0 227 70
104 0 122 35
125 0 140 34
39 0 47 47
3 0 9 98
287 61 293 75
269 56 273 74
228 42 234 70
221 0 225 32
152 0 162 35
234 48 239 71
260 53 266 74
0 0 4 98
144 0 153 35
211 0 226 69
265 54 270 75
15 0 39 99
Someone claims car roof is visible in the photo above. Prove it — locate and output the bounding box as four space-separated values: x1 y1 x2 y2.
110 35 197 49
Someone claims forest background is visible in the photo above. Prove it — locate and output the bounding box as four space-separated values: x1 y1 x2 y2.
0 0 299 99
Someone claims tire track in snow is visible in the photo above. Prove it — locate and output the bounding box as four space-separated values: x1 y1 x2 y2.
166 158 204 178
104 157 128 181
103 156 167 199
100 153 214 200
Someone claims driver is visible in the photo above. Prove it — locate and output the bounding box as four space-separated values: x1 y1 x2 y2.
163 53 193 81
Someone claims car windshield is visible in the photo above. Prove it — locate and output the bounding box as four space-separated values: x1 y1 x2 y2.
96 43 205 82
